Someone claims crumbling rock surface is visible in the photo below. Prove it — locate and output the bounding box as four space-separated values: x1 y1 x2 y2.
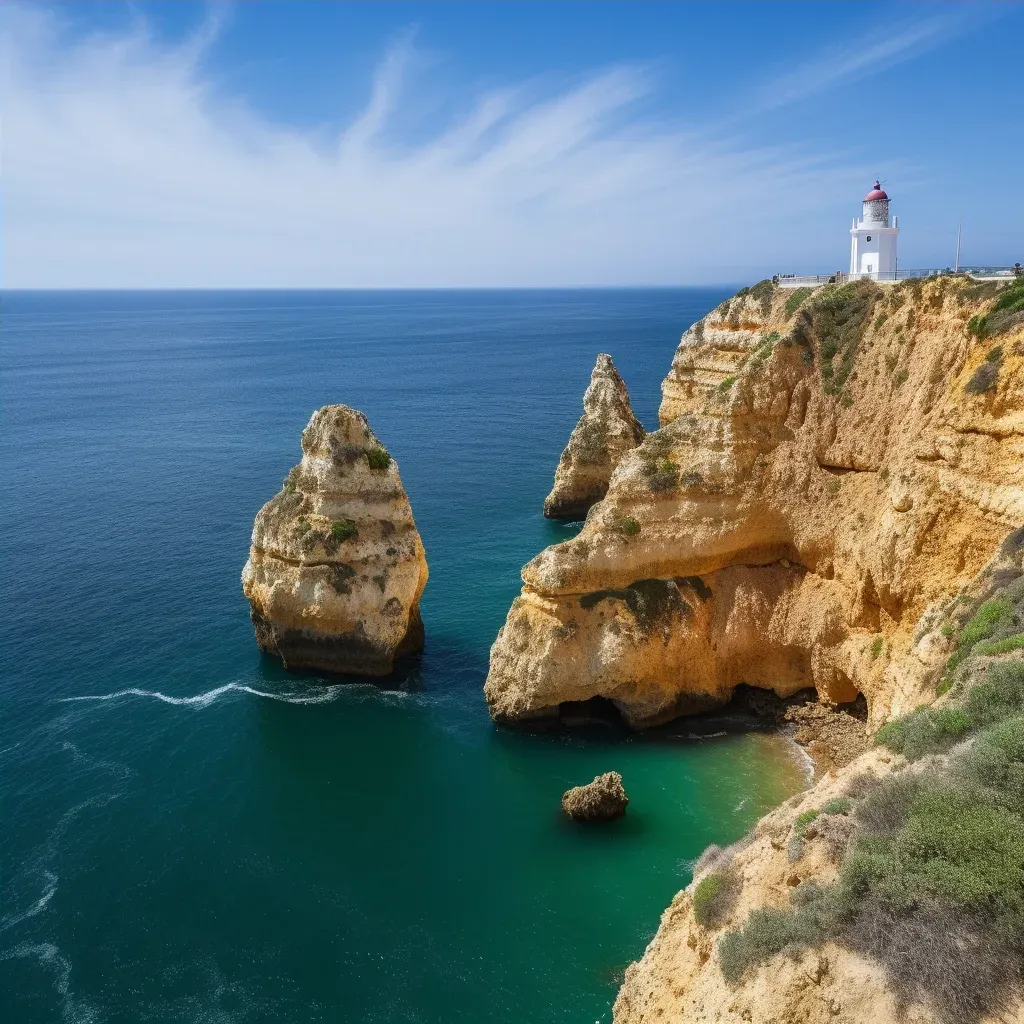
242 405 428 676
544 353 646 520
561 771 629 821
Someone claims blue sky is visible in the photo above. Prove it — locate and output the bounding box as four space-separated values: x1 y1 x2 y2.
3 1 1022 287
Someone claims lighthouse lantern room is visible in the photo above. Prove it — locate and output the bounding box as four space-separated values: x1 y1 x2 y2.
850 181 898 280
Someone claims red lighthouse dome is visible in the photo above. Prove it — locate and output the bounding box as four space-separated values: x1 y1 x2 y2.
864 180 889 202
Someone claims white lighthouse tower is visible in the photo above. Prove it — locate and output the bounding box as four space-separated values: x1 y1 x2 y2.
850 181 898 280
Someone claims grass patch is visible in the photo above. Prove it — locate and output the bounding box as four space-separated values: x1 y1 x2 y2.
723 656 1024 1020
964 279 1024 340
784 287 814 317
693 871 739 928
793 809 820 836
610 515 641 537
822 797 853 816
365 447 392 470
329 518 358 543
974 633 1024 656
878 659 1024 761
642 456 679 493
793 281 880 397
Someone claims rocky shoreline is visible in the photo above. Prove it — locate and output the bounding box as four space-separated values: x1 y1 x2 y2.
484 275 1024 1024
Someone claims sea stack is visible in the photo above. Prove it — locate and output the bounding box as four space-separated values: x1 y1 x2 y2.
543 353 645 520
562 771 629 822
241 405 428 676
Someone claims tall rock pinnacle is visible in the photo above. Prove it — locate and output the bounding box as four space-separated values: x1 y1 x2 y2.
543 353 646 520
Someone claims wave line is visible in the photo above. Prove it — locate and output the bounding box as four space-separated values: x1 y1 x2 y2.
59 683 341 708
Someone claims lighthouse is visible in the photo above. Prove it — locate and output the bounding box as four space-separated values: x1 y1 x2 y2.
850 181 898 280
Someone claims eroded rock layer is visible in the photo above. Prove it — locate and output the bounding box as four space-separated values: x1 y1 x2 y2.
486 277 1024 729
613 536 1024 1024
543 353 646 520
242 405 428 676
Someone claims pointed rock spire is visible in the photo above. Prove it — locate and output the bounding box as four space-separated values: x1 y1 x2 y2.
543 353 646 520
242 405 428 676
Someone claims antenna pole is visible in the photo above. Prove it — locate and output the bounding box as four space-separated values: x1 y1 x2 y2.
955 218 962 273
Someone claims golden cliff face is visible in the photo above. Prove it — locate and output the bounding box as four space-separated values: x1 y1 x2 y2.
613 537 1024 1024
485 277 1024 728
543 353 646 520
241 405 428 676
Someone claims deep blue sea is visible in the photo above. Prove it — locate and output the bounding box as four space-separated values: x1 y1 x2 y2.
1 290 807 1023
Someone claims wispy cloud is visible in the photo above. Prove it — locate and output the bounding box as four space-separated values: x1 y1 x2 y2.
1 5 905 287
743 6 997 117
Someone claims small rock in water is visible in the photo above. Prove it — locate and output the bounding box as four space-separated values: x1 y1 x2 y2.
561 771 628 822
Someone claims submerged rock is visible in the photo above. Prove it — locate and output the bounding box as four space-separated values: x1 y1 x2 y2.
543 353 645 520
241 405 428 676
561 771 629 821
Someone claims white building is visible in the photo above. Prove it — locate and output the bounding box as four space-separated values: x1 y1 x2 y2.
849 181 898 280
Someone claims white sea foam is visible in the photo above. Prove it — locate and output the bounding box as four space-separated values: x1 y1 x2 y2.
1 870 58 932
60 682 343 708
0 942 100 1023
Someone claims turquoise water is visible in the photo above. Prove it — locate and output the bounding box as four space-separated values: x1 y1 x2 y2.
0 290 807 1023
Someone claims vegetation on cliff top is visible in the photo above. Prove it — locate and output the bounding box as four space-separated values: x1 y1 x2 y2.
716 571 1024 1024
966 278 1024 340
790 280 880 397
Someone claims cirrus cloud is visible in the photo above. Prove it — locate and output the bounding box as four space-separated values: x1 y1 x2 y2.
2 4 920 287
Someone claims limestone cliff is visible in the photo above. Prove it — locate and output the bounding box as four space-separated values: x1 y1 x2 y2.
613 534 1024 1024
486 276 1024 729
242 405 428 676
543 353 646 520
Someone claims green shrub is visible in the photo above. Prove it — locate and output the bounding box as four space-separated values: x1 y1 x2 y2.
784 287 814 317
366 447 391 470
801 281 880 396
948 597 1016 671
985 345 1004 364
718 903 829 982
330 518 358 543
974 633 1024 656
893 368 909 388
793 809 819 836
822 797 853 816
961 659 1024 726
967 314 988 339
749 279 775 316
717 375 737 393
878 659 1024 761
874 313 888 330
842 784 1024 923
937 677 954 697
612 515 641 537
958 715 1024 813
876 705 973 760
693 871 738 928
870 636 884 660
962 598 1013 647
643 457 679 492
